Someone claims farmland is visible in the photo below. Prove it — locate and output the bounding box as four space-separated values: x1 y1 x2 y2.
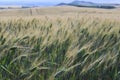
0 6 120 80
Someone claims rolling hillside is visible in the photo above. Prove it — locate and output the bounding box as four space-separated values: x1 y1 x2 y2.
57 0 119 9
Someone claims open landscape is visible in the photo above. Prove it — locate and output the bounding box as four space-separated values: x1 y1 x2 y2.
0 3 120 80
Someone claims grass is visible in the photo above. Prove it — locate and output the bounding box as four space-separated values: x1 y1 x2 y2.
0 6 120 80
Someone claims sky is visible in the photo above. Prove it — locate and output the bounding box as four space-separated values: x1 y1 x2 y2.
0 0 120 4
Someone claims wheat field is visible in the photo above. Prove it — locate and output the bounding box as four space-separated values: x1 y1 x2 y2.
0 6 120 80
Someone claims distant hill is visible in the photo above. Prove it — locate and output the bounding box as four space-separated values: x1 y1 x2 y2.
0 6 22 9
57 0 117 9
57 3 67 6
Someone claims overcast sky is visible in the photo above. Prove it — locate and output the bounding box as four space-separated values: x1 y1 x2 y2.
0 0 120 3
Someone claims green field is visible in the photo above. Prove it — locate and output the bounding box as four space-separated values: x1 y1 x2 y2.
0 6 120 80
